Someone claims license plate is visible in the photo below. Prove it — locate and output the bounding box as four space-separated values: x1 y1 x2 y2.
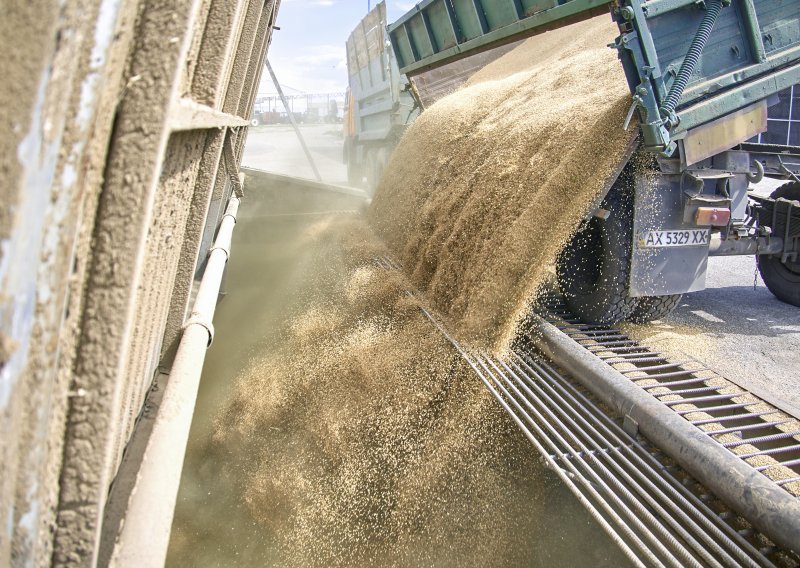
639 229 709 248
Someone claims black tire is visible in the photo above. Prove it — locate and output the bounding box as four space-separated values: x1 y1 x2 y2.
627 294 682 323
556 185 638 325
757 182 800 307
365 147 388 196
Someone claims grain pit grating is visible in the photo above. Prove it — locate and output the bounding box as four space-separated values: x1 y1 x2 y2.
374 257 799 567
536 293 800 497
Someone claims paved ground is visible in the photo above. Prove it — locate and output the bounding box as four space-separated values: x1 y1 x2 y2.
243 127 800 418
242 124 347 185
623 254 800 417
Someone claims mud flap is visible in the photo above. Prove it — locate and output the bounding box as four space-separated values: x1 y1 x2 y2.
629 173 711 297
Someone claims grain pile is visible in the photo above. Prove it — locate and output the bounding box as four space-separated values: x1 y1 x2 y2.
369 15 635 350
205 216 545 566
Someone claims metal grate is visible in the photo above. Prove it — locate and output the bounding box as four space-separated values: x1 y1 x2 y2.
373 257 798 567
420 307 786 568
750 85 800 146
537 293 800 497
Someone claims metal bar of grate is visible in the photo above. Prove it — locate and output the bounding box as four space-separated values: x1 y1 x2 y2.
591 346 661 353
777 476 800 486
703 421 791 436
564 329 626 337
587 340 642 349
621 362 692 372
755 458 800 472
662 393 743 405
414 302 776 567
722 431 800 447
736 444 800 460
635 369 709 380
647 386 723 397
691 411 781 425
676 403 752 415
645 377 712 388
600 354 667 361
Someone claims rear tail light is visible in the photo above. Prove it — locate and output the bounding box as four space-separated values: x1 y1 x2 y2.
695 207 730 227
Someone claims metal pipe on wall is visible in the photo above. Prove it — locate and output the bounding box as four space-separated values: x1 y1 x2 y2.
109 194 241 567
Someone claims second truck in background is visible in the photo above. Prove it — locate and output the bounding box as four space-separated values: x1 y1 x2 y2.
343 2 420 193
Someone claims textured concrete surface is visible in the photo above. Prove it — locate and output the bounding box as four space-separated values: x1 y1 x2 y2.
0 0 142 564
2 0 280 564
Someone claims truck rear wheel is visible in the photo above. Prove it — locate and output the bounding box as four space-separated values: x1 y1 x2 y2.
626 294 682 323
347 158 363 187
365 148 389 195
757 182 800 307
556 186 638 325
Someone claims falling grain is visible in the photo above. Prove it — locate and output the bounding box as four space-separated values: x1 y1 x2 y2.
208 217 546 567
369 16 636 350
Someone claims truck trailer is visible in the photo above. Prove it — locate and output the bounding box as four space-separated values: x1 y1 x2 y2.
343 2 421 192
378 0 800 325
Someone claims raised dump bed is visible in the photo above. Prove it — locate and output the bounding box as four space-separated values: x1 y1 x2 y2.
374 0 800 322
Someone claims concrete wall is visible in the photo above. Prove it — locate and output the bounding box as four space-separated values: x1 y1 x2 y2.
0 1 279 565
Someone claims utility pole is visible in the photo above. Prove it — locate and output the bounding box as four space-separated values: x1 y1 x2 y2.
266 60 322 182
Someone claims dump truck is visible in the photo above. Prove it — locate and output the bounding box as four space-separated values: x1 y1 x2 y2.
384 0 800 325
343 2 421 192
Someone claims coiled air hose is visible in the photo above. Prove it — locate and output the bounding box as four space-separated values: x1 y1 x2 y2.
659 0 724 121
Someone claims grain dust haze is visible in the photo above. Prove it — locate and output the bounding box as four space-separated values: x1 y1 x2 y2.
169 15 638 567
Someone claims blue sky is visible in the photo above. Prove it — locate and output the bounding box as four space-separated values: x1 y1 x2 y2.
261 0 415 95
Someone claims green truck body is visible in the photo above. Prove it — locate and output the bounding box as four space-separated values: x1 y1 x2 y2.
379 0 800 323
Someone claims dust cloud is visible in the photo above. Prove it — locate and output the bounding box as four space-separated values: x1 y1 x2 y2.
169 215 548 567
169 14 641 566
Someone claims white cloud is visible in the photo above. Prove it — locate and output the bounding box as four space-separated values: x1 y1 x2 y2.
293 44 346 67
264 43 348 94
283 0 337 4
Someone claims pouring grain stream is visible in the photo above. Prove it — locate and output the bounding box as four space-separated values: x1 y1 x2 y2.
369 15 636 350
170 17 644 566
201 217 549 566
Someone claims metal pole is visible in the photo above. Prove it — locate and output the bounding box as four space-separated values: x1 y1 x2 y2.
266 60 322 182
109 193 241 567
